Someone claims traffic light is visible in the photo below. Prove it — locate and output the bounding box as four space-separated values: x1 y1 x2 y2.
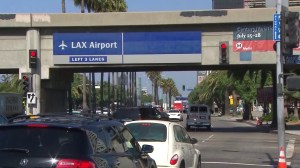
182 85 185 91
281 10 300 56
22 75 30 96
29 49 37 68
219 41 229 64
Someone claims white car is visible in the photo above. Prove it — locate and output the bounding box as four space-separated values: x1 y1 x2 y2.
125 120 201 168
168 109 183 121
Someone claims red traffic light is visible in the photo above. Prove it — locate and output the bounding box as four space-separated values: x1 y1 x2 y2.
22 75 29 81
29 50 37 58
221 43 227 49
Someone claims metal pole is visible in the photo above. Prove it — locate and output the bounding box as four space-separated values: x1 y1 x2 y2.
276 0 286 156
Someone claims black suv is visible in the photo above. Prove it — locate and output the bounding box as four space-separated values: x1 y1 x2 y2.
113 107 169 122
0 114 157 168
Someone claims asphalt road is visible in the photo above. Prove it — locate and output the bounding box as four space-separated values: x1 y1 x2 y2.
175 114 299 168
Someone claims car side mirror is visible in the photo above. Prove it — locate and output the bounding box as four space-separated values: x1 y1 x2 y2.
141 144 154 154
190 138 198 144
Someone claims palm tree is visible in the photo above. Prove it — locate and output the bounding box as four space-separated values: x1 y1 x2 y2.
73 0 127 13
146 71 162 105
160 78 176 110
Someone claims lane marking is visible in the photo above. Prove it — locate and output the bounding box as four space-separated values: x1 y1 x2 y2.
286 138 296 159
202 161 273 167
202 134 214 142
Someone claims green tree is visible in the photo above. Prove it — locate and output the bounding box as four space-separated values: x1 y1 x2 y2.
0 74 23 93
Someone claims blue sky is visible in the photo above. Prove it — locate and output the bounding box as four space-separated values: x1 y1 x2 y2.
0 0 212 97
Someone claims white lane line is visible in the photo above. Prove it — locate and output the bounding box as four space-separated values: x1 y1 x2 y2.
286 138 296 159
202 134 214 142
202 161 273 167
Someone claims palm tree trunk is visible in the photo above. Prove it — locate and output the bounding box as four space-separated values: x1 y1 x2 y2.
168 90 172 109
112 72 115 111
108 72 111 116
81 0 84 13
62 0 66 13
100 72 104 113
82 73 88 110
294 100 299 119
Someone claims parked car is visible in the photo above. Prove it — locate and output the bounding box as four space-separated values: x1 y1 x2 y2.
167 109 183 121
186 104 213 130
113 106 169 123
0 113 157 168
125 120 201 168
96 107 111 115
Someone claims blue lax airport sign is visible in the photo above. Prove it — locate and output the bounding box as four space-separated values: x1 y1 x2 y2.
53 33 122 56
53 31 202 65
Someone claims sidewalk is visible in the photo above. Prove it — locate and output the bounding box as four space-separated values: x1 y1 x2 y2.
224 112 300 136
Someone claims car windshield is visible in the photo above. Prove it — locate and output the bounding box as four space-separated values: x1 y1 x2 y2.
169 110 180 113
126 123 167 142
0 127 89 157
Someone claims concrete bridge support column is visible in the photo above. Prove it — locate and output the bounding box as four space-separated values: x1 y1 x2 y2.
40 70 73 113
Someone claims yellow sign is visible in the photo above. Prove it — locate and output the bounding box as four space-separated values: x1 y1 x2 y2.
230 98 234 105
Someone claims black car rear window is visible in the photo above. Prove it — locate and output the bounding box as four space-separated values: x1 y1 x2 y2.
190 106 208 113
0 126 89 157
113 108 140 120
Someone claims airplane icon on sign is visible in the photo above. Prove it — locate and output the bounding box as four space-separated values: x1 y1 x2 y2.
58 40 68 50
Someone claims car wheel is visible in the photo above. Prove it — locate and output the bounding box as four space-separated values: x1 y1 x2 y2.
186 125 190 130
196 156 201 168
180 161 185 168
207 125 211 130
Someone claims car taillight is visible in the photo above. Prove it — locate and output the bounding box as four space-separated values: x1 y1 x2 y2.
56 159 95 168
27 124 48 128
170 154 178 165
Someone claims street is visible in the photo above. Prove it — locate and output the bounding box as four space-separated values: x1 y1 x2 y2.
176 114 299 168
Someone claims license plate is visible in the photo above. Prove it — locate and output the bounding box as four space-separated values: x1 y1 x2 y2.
200 116 206 119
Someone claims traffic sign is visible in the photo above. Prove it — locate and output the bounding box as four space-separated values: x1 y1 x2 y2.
27 92 36 104
273 13 281 41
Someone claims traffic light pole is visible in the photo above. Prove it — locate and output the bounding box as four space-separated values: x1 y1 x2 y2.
276 0 286 157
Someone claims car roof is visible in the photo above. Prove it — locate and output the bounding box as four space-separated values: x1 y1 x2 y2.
6 113 123 129
189 104 209 107
124 119 180 127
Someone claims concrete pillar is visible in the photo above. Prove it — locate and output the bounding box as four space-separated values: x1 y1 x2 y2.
40 69 73 113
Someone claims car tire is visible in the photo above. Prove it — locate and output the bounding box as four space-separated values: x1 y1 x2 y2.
186 125 190 130
180 161 185 168
207 125 211 130
196 156 201 168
